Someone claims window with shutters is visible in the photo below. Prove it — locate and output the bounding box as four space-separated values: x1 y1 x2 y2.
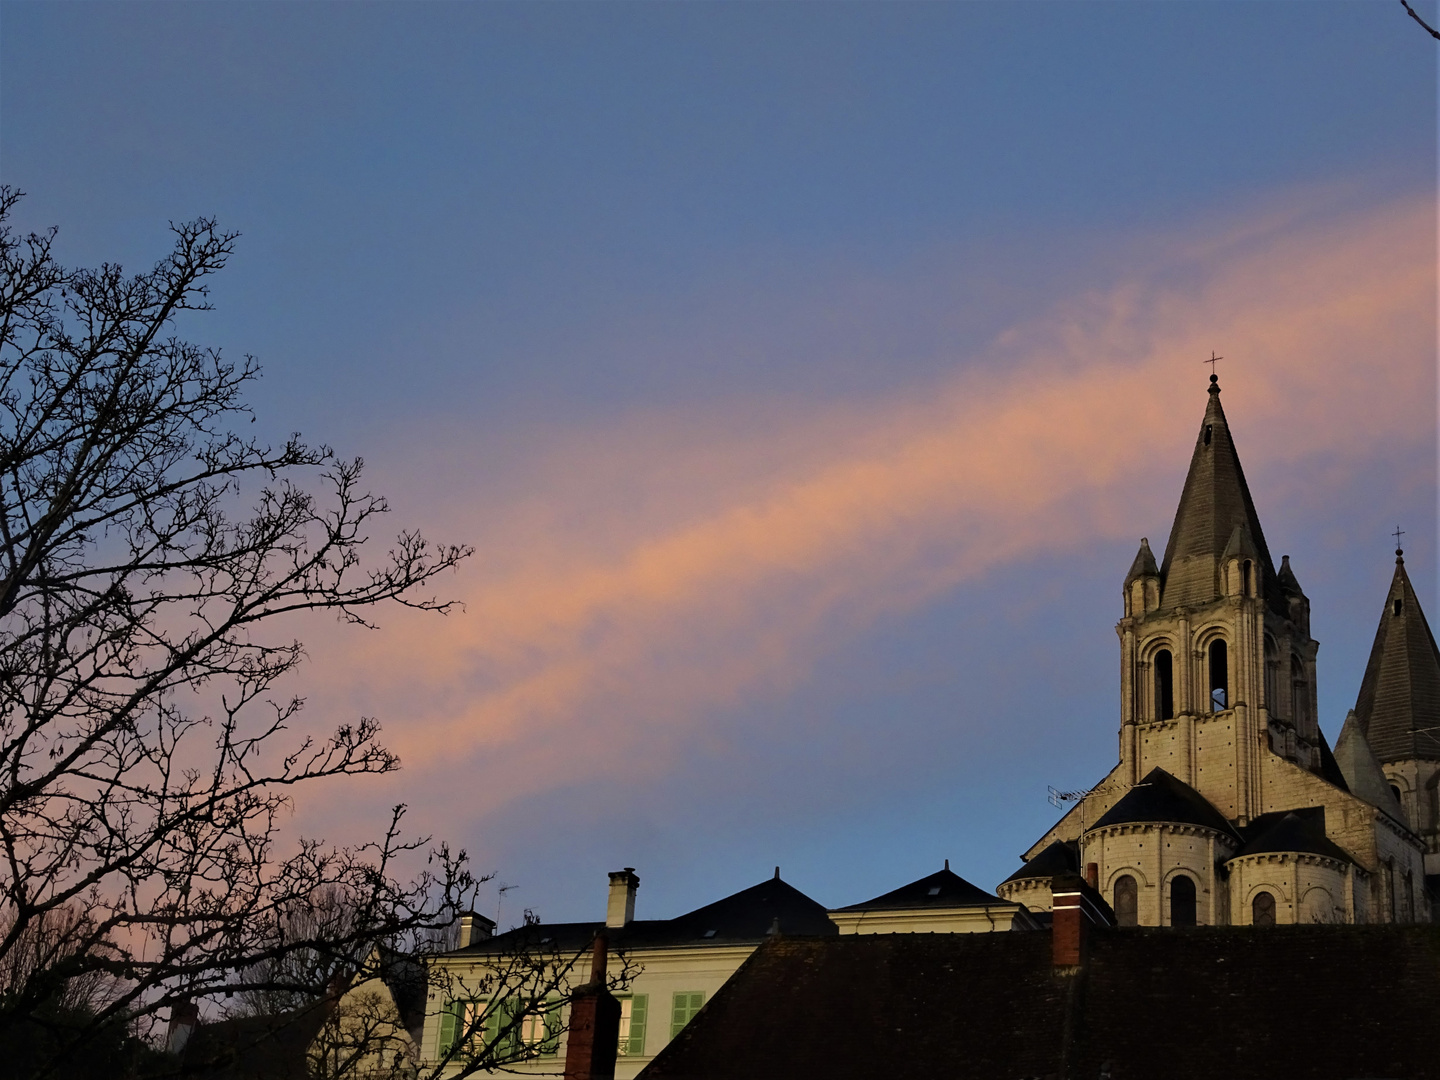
1113 874 1138 927
1251 890 1276 927
617 994 648 1056
670 991 704 1039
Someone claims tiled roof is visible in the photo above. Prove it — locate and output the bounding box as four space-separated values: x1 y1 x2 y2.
1354 553 1440 764
832 866 1007 912
449 874 835 958
1088 767 1237 837
1157 378 1283 614
638 926 1440 1080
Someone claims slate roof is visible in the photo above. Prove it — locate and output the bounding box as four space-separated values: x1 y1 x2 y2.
1000 839 1079 884
1158 377 1284 614
448 874 835 958
832 866 1008 912
1088 767 1238 838
1354 552 1440 763
1333 709 1405 819
638 926 1440 1080
1233 810 1354 864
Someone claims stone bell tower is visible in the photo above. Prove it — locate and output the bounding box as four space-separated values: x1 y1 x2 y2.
1115 375 1322 826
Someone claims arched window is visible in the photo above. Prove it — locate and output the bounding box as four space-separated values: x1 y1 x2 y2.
1208 639 1228 712
1251 891 1276 927
1241 559 1252 596
1390 784 1404 809
1154 650 1174 721
1113 875 1138 927
1425 774 1439 832
1170 874 1197 927
1291 655 1309 730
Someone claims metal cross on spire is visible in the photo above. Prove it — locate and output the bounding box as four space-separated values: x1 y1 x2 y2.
1204 352 1222 377
1393 525 1405 554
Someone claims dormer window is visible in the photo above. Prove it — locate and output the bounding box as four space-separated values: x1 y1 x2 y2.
1204 425 1213 446
1394 598 1403 616
927 886 941 896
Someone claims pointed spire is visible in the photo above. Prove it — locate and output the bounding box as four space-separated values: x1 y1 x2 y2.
1333 710 1405 820
1124 537 1159 585
1354 554 1440 763
1158 376 1279 610
1277 554 1305 597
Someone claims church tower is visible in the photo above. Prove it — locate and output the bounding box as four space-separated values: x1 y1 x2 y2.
1116 374 1322 825
999 374 1431 927
1354 546 1440 884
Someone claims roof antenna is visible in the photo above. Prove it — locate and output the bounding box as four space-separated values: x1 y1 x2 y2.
1393 525 1405 560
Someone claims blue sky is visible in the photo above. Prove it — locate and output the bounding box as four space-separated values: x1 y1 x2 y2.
1 1 1435 925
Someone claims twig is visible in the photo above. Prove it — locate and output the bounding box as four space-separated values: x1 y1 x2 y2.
1401 0 1440 40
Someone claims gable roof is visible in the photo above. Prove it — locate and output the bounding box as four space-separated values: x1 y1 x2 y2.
832 866 1007 913
1354 552 1440 763
1233 811 1354 864
637 927 1440 1080
1158 378 1282 613
1089 767 1237 837
449 874 835 958
1000 839 1080 884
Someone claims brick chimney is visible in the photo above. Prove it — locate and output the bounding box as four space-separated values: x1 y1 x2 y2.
563 931 622 1080
606 868 639 928
456 910 495 948
1051 872 1115 969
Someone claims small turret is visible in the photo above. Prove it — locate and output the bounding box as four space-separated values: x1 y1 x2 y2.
1277 555 1309 635
1123 537 1160 617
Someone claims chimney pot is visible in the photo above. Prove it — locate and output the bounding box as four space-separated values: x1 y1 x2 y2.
606 868 639 928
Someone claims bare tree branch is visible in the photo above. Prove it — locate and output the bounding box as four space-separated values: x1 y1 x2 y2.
1400 0 1440 39
0 189 479 1078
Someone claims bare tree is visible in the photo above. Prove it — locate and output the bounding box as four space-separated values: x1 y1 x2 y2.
0 188 478 1077
1400 0 1440 39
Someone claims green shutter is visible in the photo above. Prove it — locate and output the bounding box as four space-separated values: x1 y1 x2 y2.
482 998 503 1054
670 991 704 1039
438 1000 459 1057
541 996 561 1056
628 994 648 1056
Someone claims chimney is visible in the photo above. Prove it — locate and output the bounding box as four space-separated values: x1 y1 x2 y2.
563 931 622 1080
165 999 199 1056
1085 862 1099 890
456 910 495 949
606 868 639 928
1051 873 1115 969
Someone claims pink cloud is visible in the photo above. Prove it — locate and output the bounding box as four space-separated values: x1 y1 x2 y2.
301 191 1434 828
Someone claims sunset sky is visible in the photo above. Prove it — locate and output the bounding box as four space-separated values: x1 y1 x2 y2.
2 2 1435 926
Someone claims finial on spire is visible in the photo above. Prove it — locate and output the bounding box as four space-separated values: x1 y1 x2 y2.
1204 352 1222 392
1393 525 1405 561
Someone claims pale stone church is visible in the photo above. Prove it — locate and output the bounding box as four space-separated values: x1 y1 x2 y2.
996 375 1437 927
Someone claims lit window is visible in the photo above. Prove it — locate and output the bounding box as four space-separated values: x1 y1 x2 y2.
617 994 649 1056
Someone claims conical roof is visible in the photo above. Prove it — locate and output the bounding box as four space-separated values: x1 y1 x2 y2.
1000 840 1079 884
1234 812 1353 864
1124 537 1159 586
1159 377 1281 612
1354 552 1440 763
1089 767 1238 837
1333 709 1404 819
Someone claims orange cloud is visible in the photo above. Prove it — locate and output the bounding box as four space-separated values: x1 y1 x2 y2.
303 191 1434 825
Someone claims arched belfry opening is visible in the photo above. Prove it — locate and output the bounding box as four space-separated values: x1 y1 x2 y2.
1154 650 1174 721
1208 639 1228 712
